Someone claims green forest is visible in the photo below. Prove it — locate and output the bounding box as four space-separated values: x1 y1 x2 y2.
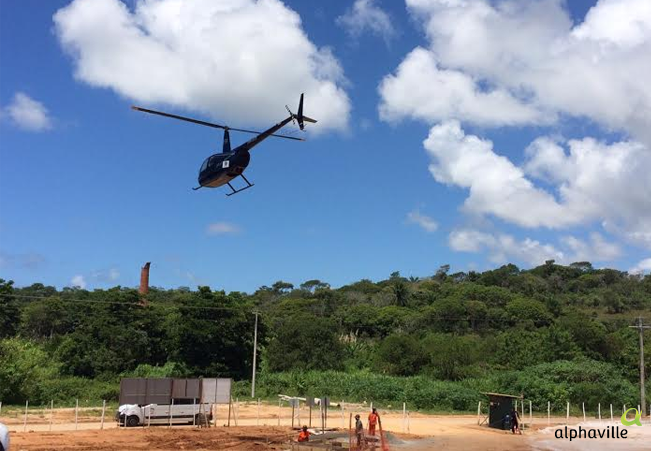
1 261 650 413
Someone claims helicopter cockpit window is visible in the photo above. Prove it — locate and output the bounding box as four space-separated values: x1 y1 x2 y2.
200 158 209 174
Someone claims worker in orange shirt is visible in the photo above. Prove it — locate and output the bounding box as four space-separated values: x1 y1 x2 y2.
368 408 379 436
298 425 310 442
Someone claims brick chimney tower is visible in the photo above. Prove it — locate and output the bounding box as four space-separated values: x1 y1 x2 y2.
139 262 151 297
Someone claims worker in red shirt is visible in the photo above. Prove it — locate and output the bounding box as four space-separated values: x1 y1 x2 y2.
368 408 379 436
298 425 310 442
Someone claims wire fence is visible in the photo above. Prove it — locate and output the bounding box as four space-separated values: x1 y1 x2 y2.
475 399 651 430
2 396 650 434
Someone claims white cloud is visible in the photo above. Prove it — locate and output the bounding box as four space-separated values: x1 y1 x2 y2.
572 0 651 48
523 135 651 248
91 267 120 282
448 228 494 253
381 0 651 142
629 257 651 275
109 268 120 280
5 92 52 131
406 209 438 232
70 274 87 289
337 0 397 44
380 0 651 261
422 121 651 248
206 221 241 235
54 0 350 132
379 47 548 126
449 228 564 266
560 233 622 262
423 120 573 228
449 228 621 267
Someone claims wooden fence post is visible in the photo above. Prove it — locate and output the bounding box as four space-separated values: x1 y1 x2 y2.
297 399 301 427
566 402 570 424
582 402 586 423
75 399 79 430
49 400 54 431
318 400 322 432
23 400 29 432
101 400 106 430
547 401 550 425
477 401 481 425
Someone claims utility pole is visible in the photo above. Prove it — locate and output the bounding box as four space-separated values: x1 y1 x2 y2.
251 311 259 398
629 316 650 416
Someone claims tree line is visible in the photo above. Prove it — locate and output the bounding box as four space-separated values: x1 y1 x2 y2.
1 260 649 407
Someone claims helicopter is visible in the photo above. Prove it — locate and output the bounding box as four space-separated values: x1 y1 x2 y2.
132 94 316 196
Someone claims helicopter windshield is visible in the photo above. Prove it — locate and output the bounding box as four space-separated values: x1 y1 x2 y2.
200 157 210 175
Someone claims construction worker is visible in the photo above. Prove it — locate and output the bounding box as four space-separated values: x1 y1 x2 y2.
368 408 379 436
298 425 310 442
510 407 522 435
355 414 365 447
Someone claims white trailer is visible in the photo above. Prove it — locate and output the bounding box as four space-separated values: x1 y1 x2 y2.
116 377 231 427
117 402 212 427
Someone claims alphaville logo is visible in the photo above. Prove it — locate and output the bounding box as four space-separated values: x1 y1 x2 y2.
621 408 643 427
554 407 645 442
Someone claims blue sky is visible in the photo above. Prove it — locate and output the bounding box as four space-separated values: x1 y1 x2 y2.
1 0 650 292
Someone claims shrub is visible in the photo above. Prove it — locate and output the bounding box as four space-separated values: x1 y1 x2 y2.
373 334 427 376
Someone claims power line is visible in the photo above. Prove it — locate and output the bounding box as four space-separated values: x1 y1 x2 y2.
0 293 253 312
1 293 647 324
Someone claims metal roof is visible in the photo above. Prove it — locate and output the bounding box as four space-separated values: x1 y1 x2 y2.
482 392 523 399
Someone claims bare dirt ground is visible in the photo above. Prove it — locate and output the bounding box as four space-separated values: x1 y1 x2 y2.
5 402 649 450
7 423 527 451
10 426 292 451
3 403 529 450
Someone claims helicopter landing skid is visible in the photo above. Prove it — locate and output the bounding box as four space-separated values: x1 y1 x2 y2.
226 174 255 196
192 186 202 191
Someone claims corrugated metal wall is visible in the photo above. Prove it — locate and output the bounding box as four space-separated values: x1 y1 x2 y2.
119 377 231 405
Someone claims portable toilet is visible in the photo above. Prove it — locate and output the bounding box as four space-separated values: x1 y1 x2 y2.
483 392 522 429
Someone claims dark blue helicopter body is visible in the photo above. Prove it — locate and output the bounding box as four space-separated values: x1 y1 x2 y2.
133 94 315 196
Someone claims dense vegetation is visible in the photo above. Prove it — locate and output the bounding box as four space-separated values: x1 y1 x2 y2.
1 261 649 411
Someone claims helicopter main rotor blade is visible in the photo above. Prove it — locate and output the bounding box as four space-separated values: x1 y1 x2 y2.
132 106 228 129
131 106 304 141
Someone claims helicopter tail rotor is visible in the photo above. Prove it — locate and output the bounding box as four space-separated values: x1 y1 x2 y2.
286 93 317 131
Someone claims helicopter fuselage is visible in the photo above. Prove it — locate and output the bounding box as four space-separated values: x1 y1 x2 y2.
198 148 251 188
